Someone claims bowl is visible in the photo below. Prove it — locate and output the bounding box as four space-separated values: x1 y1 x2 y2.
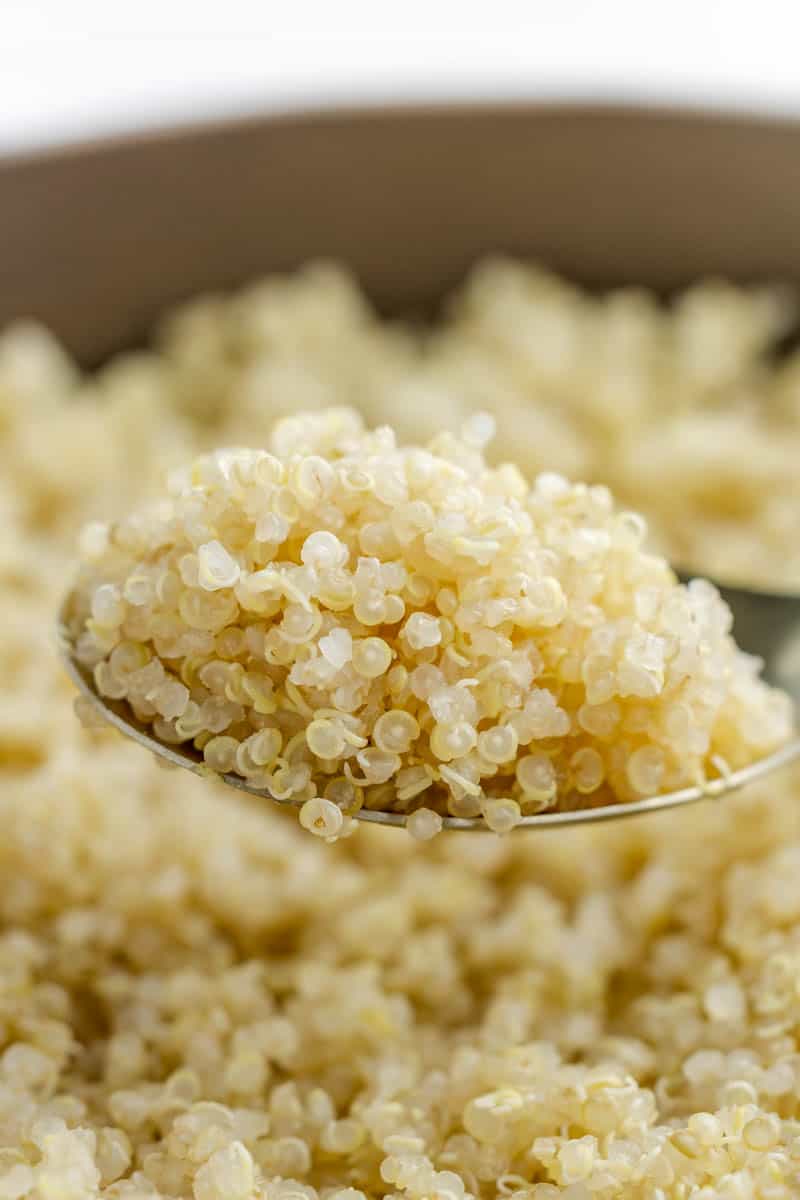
2 102 800 364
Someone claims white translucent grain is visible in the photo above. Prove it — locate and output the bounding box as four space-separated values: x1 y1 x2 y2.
91 583 126 628
193 1141 254 1200
319 627 353 669
351 637 392 679
152 679 190 721
482 797 522 834
703 979 747 1024
203 735 239 773
373 710 419 754
299 797 345 839
570 747 606 794
402 613 442 650
516 754 557 804
356 748 400 785
306 718 347 760
292 455 335 507
477 725 518 765
430 722 478 763
197 541 240 591
406 807 443 841
627 745 666 795
93 661 127 701
301 530 348 570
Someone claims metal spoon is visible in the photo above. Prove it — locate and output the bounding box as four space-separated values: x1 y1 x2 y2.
57 576 800 831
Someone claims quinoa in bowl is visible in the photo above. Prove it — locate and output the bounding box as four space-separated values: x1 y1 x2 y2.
2 261 800 1197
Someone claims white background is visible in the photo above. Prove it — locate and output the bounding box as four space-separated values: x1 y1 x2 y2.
2 1 800 154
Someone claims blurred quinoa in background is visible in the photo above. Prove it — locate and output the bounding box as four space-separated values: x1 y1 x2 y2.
2 259 800 1196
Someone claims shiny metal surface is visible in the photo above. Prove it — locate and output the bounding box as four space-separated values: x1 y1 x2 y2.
58 579 800 831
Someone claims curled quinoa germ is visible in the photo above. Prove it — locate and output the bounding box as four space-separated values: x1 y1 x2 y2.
69 406 792 836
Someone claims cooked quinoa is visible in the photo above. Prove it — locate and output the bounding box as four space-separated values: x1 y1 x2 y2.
2 260 800 1196
66 408 791 834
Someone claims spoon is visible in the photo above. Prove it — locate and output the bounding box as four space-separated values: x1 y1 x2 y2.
57 576 800 831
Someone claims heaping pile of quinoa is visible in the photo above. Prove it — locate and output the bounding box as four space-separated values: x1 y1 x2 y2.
3 259 800 1197
66 407 791 838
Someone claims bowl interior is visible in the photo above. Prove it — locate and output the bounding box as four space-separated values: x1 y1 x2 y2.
2 103 800 363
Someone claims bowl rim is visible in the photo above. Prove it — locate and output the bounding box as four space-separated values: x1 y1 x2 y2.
4 94 800 169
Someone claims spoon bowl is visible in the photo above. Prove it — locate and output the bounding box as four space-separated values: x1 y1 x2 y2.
58 574 800 831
